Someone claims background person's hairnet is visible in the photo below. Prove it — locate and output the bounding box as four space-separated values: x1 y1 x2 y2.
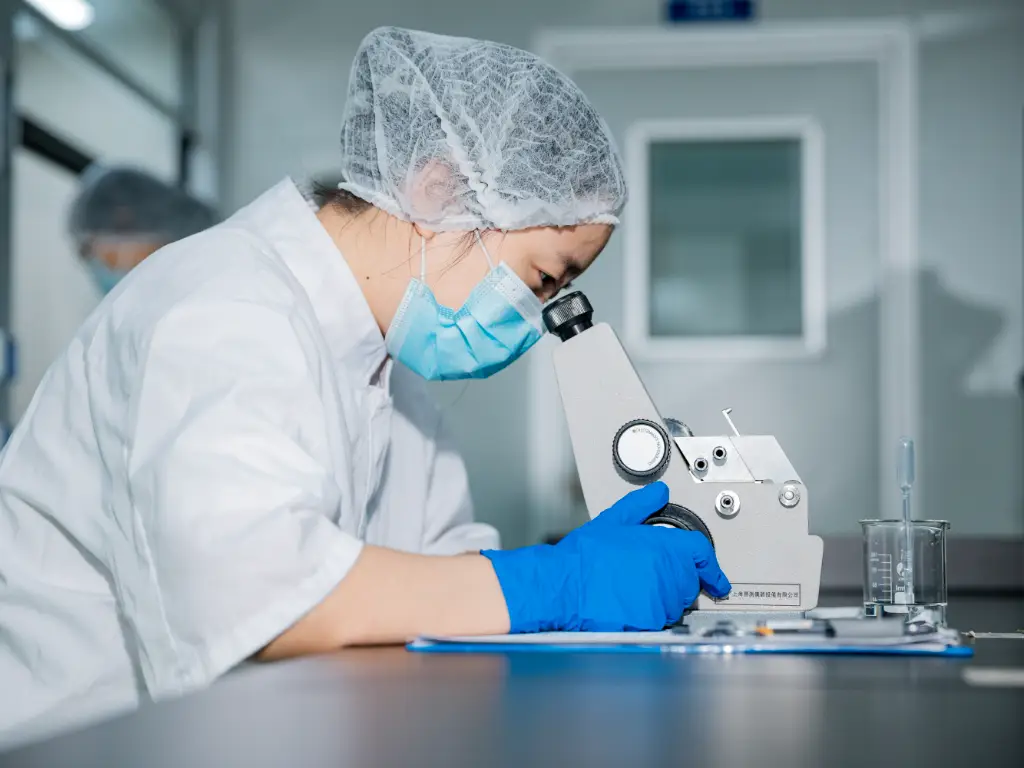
68 165 217 246
338 27 628 232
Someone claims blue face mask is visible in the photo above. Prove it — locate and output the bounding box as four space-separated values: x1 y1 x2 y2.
385 232 544 381
87 259 129 295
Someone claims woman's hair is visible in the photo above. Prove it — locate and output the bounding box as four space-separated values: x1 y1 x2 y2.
310 180 373 215
312 179 484 274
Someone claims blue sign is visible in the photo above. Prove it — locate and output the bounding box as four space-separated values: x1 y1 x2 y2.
668 1 755 22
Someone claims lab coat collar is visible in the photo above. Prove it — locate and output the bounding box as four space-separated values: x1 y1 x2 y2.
234 178 389 388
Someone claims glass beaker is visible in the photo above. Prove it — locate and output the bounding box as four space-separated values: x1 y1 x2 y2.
859 519 950 626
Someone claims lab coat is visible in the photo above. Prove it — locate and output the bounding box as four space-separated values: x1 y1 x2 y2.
0 178 499 747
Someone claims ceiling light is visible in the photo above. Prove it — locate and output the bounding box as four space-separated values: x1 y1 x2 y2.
25 0 95 32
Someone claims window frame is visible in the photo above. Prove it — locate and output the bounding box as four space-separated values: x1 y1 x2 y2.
623 115 826 360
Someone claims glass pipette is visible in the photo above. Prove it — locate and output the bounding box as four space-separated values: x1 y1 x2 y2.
898 437 915 606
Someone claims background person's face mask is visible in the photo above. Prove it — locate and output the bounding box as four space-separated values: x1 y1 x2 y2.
86 259 129 295
385 232 544 381
81 237 160 295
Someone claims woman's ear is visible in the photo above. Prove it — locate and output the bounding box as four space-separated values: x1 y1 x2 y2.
406 158 459 225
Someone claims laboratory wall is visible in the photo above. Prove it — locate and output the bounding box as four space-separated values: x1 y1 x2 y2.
225 0 1024 546
917 20 1024 536
11 27 177 420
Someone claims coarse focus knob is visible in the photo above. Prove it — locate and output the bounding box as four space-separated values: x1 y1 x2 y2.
542 291 594 342
644 503 715 548
613 419 670 479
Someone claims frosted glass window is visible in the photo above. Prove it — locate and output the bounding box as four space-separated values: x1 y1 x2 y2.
15 34 177 179
18 0 181 107
78 0 180 107
648 139 803 338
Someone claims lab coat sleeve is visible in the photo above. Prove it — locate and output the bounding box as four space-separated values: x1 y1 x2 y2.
122 298 363 697
420 415 501 555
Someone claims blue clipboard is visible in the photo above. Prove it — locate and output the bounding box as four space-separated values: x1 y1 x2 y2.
407 636 973 658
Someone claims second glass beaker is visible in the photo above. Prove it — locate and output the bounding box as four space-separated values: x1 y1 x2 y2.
860 519 950 626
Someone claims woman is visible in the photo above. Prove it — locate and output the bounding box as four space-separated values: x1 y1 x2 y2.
0 27 729 745
68 165 218 294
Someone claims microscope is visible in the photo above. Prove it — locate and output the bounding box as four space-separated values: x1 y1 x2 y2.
542 292 824 620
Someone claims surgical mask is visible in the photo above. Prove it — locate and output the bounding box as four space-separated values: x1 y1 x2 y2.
385 232 544 381
86 259 129 295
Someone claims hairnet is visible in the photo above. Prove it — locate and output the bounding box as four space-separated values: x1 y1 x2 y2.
338 27 627 232
68 165 217 244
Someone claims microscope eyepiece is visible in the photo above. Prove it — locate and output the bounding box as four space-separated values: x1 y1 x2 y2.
542 291 594 342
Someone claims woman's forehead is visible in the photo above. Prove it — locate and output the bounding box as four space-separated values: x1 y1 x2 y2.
528 223 612 251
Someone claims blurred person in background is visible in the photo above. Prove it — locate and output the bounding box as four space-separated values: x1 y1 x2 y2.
0 27 729 747
68 165 218 294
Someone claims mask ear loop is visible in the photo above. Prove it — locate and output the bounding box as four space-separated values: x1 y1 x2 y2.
475 230 495 270
419 236 428 282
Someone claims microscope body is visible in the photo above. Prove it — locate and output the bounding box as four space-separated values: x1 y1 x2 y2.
545 295 824 613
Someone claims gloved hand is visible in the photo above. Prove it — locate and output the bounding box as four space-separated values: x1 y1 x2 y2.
481 482 731 633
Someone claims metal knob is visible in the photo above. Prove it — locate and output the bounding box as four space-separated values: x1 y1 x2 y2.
779 483 801 508
663 418 694 438
715 490 740 518
644 503 714 547
612 419 670 479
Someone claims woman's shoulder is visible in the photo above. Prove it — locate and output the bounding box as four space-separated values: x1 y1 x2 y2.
124 224 301 314
94 225 319 371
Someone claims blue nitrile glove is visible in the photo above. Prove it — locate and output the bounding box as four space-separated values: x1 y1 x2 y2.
481 482 731 633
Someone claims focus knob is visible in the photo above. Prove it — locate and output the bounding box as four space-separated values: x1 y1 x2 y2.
644 503 715 548
542 291 594 342
613 419 670 479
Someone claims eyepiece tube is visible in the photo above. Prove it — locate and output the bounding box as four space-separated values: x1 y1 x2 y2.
542 291 594 342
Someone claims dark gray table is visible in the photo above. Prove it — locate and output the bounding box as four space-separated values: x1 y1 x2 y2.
3 596 1022 767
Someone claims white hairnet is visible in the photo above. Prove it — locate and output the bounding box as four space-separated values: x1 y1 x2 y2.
338 27 627 232
68 165 217 244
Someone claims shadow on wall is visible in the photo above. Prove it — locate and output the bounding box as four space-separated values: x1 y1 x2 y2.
918 268 1022 536
558 268 1021 538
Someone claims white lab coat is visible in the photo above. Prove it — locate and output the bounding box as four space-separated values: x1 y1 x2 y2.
0 178 499 747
